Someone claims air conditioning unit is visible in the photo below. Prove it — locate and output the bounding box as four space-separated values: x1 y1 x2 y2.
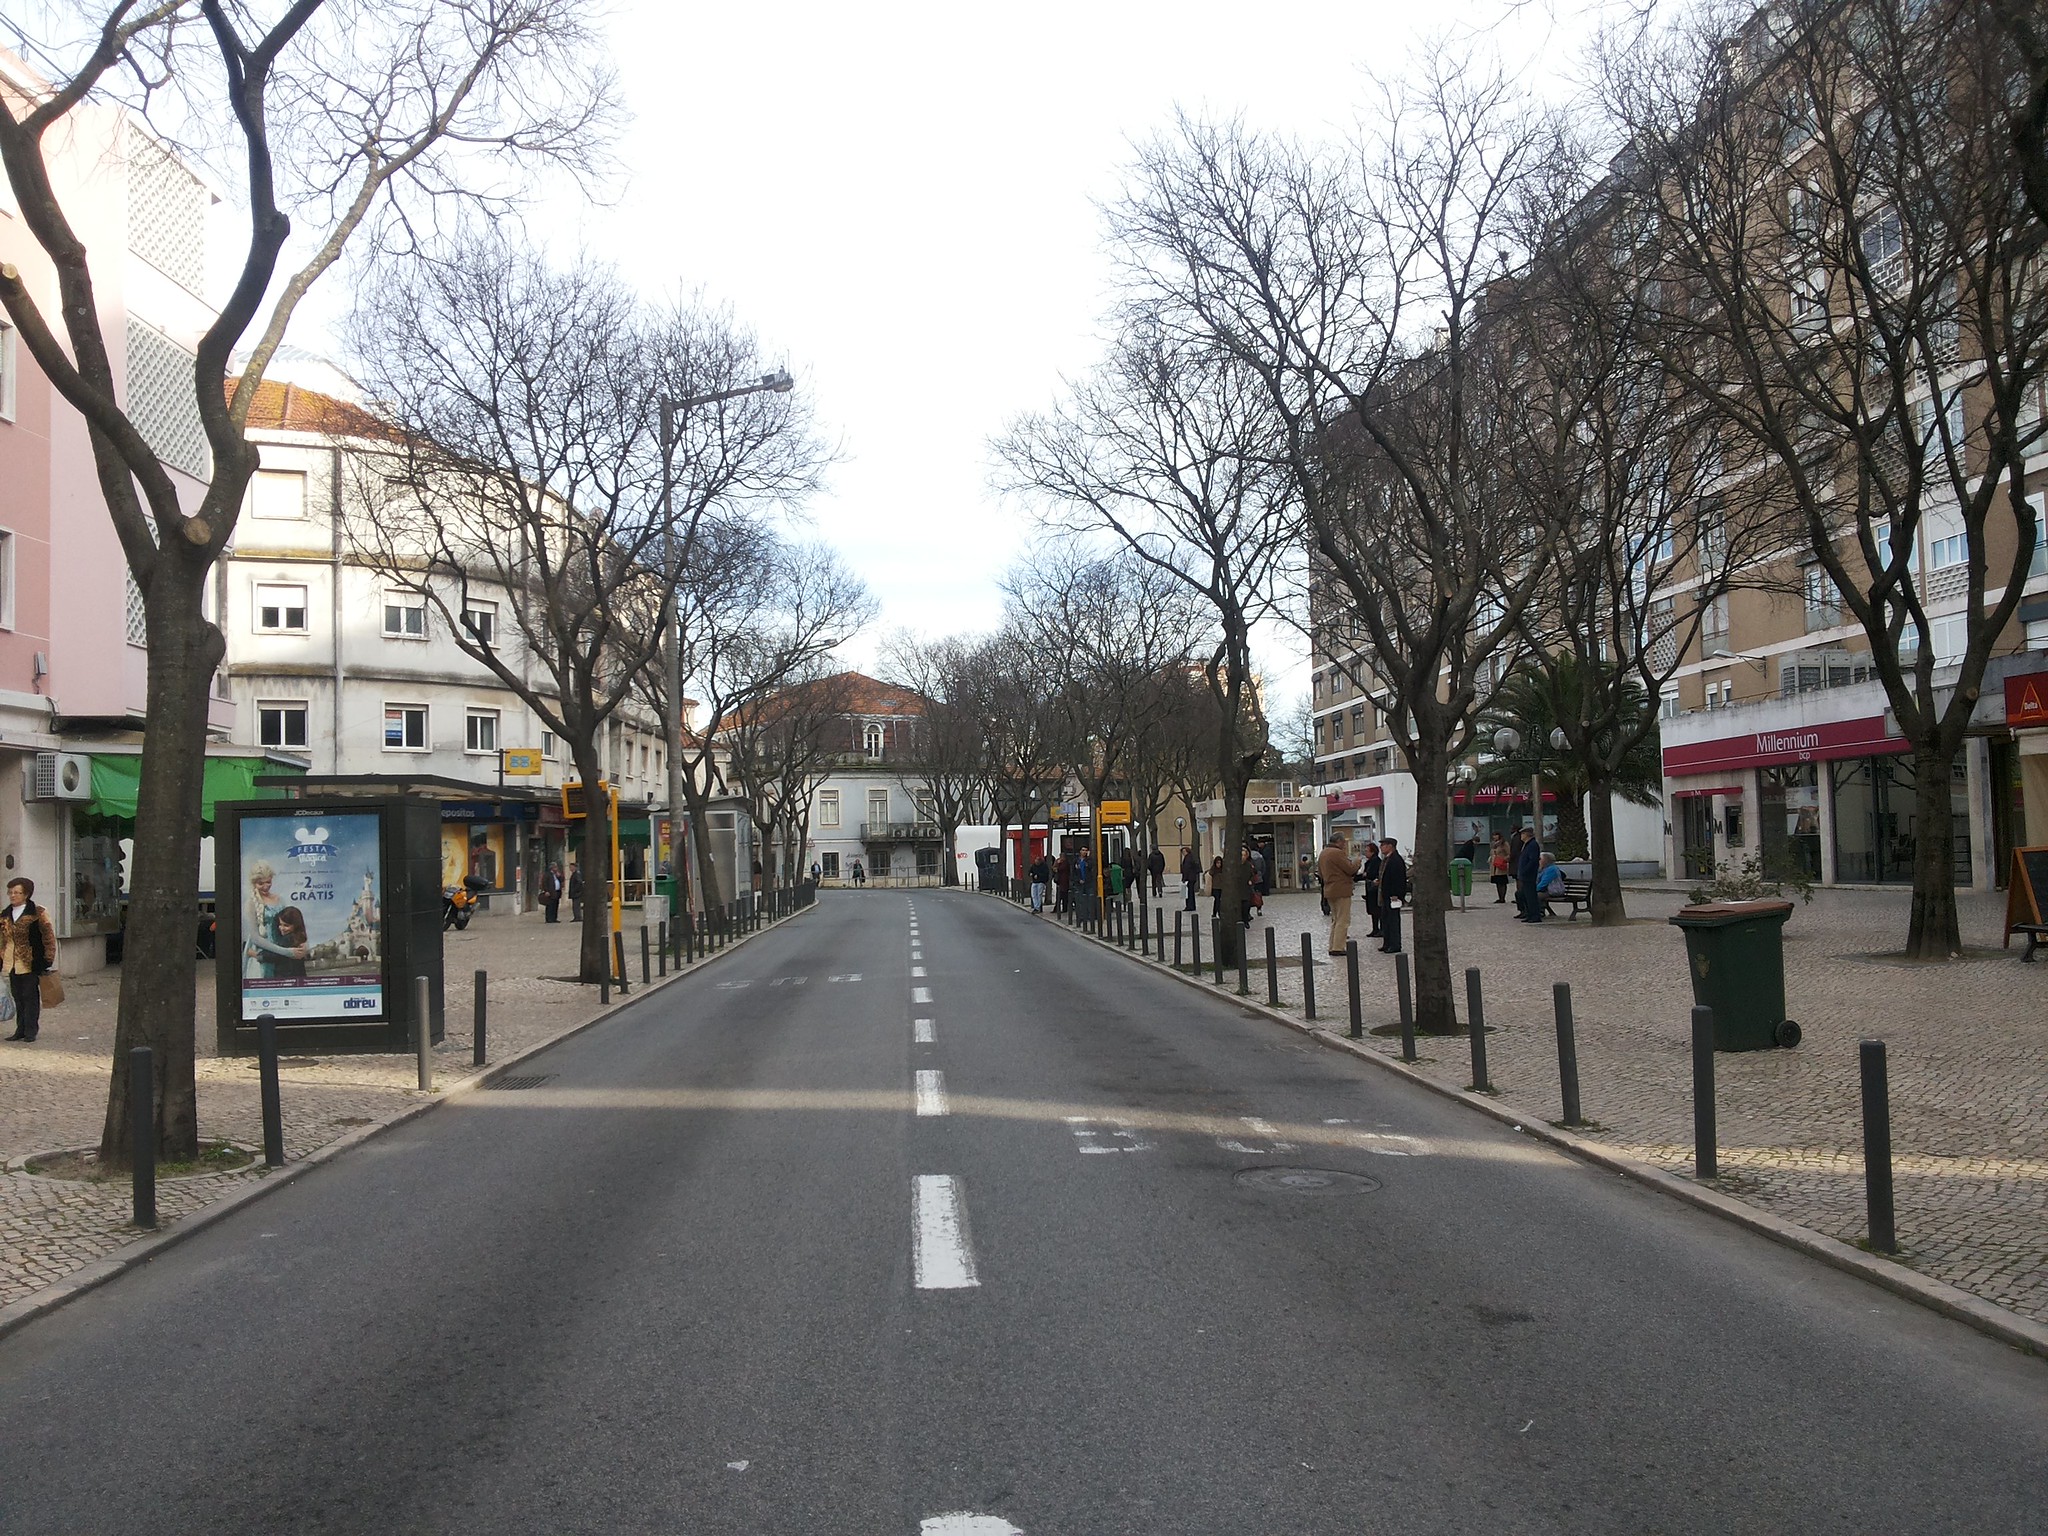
29 751 94 802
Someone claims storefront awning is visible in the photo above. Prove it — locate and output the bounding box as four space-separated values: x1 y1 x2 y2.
87 755 304 828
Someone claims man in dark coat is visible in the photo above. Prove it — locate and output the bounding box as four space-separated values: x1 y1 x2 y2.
1179 847 1201 911
1377 837 1409 953
1147 845 1167 898
1516 826 1544 921
1361 841 1383 938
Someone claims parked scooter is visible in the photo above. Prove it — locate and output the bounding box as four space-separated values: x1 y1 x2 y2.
443 874 490 931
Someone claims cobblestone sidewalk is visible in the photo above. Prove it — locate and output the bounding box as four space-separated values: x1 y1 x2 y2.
1047 882 2048 1326
0 911 763 1311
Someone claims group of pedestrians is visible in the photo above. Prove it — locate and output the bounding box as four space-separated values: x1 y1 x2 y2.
1484 827 1563 922
1316 833 1408 956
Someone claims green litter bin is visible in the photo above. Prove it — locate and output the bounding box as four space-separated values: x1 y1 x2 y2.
1449 858 1474 899
1668 899 1801 1051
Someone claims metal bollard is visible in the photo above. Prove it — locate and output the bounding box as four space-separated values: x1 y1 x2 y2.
1191 917 1202 976
1300 932 1317 1020
1236 930 1250 996
641 926 651 986
1211 919 1224 984
685 911 696 964
658 921 668 977
1265 926 1279 1005
1692 1005 1717 1179
1466 968 1490 1091
1396 952 1415 1062
129 1046 156 1229
1138 902 1148 948
599 966 609 1005
474 970 488 1068
1156 908 1166 962
414 975 433 1093
257 1014 284 1167
614 931 630 992
1345 940 1362 1038
1860 1039 1897 1254
1174 912 1183 969
1553 982 1581 1126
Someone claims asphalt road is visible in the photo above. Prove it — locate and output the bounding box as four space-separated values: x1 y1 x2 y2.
1 891 2043 1534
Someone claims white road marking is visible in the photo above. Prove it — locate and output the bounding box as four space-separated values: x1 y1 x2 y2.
912 1174 979 1289
1065 1115 1152 1154
912 986 933 1003
827 973 864 984
911 965 927 977
914 1018 935 1043
715 980 752 990
1242 1116 1298 1151
915 1069 949 1116
767 976 808 987
921 1517 1022 1535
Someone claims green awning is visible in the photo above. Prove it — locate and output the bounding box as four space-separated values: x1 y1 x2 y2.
86 755 304 828
617 817 652 846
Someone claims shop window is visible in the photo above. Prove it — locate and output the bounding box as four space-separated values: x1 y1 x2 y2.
383 591 427 638
384 703 428 750
258 699 309 749
1760 764 1823 881
1830 754 1966 884
255 581 308 634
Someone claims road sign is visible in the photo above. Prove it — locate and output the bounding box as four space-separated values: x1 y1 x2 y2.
1099 800 1133 825
501 748 542 776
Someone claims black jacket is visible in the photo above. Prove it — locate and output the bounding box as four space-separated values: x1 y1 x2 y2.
1180 850 1201 882
1378 853 1409 903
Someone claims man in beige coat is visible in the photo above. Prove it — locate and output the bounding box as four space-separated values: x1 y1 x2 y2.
1317 834 1363 956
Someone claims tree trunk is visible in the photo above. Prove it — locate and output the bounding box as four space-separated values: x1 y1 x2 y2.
574 746 612 985
1410 746 1459 1036
1905 739 1962 959
682 779 727 919
97 553 219 1168
1586 775 1628 927
941 822 960 886
1554 784 1589 862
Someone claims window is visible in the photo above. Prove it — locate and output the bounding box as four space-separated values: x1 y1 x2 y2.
460 601 497 646
863 723 884 760
247 468 307 520
541 731 557 759
1702 593 1731 641
1790 266 1828 337
383 591 427 639
821 851 840 879
1930 612 1968 667
639 744 649 778
254 581 308 634
868 789 891 828
1861 207 1904 288
1925 506 1966 571
1874 521 1920 574
1660 686 1682 721
258 699 309 749
0 529 14 630
1803 566 1841 630
0 318 15 422
384 704 428 750
818 789 840 829
465 709 499 753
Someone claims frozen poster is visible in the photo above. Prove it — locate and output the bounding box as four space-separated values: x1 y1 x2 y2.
240 812 384 1021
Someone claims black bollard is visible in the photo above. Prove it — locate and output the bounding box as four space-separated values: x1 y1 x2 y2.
1466 968 1490 1091
474 970 488 1068
1174 912 1183 969
1265 926 1279 1006
129 1046 156 1229
614 932 630 994
1139 902 1149 948
1211 919 1224 985
599 968 609 1005
640 926 651 986
1237 930 1250 996
1346 939 1362 1038
1860 1039 1897 1254
1553 982 1581 1126
1191 917 1202 976
256 1013 284 1167
1300 932 1317 1020
1156 909 1166 962
684 911 695 964
1396 952 1415 1062
658 921 668 977
1692 1005 1717 1179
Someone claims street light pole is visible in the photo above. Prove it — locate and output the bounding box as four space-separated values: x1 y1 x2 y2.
657 371 794 919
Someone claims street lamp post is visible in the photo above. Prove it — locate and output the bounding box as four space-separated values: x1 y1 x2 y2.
658 370 794 919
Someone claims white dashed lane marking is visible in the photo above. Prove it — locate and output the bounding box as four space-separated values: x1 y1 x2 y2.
912 986 932 1004
911 965 927 977
911 1174 979 1289
921 1517 1022 1535
915 1070 949 1117
914 1018 935 1043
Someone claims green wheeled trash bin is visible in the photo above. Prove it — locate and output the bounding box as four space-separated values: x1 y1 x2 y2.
1449 858 1474 903
1668 899 1800 1050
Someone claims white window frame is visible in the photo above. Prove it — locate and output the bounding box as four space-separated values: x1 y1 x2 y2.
1659 686 1682 721
541 730 557 759
818 789 840 829
383 703 428 751
382 590 427 639
246 467 308 521
863 722 884 760
465 708 499 754
257 698 310 750
254 581 309 635
460 600 497 646
867 788 891 827
0 528 15 631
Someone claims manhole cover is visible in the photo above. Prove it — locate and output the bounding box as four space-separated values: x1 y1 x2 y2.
1234 1166 1380 1194
487 1074 554 1091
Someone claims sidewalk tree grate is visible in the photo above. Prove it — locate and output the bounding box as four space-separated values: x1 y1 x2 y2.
486 1075 555 1091
1233 1167 1380 1194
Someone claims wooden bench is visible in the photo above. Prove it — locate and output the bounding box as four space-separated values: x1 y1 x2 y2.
1542 877 1594 921
2015 924 2048 962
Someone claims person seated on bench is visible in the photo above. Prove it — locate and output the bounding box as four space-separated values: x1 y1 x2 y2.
1534 853 1565 921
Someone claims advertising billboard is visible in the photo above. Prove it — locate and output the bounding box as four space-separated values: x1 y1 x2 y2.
237 809 384 1021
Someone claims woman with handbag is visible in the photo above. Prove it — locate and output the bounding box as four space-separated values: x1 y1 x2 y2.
2 877 59 1043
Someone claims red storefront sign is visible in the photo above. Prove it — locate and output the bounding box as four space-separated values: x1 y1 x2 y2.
1325 786 1385 811
1663 714 1908 777
2007 670 2048 728
1451 786 1557 804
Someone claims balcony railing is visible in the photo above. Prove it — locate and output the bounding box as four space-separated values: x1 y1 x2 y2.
865 820 941 843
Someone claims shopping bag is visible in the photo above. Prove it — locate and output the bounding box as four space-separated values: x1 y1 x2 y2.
39 972 63 1008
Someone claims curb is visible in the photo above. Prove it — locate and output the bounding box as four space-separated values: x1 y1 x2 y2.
0 903 815 1344
994 894 2048 1362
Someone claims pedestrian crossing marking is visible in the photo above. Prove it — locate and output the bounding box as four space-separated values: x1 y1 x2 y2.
1065 1116 1152 1154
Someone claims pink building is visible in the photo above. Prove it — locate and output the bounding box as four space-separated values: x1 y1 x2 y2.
0 49 256 970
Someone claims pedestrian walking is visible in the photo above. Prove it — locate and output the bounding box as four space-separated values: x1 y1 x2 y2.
1147 846 1166 898
1119 848 1140 909
1489 833 1511 904
1108 858 1127 911
852 860 867 887
1179 847 1201 912
1 878 58 1043
1316 835 1362 955
1208 855 1227 923
810 861 822 885
568 863 584 923
1054 853 1073 914
1516 827 1543 922
1377 837 1409 953
1029 854 1051 913
1248 844 1267 915
540 862 564 924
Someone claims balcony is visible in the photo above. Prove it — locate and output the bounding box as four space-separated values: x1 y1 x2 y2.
865 820 941 843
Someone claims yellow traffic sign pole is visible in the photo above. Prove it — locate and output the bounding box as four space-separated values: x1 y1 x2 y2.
610 785 623 935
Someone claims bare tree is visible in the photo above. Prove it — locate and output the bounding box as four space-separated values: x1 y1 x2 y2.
724 664 857 891
1112 58 1568 1031
883 635 992 886
1605 0 2048 955
0 0 613 1163
973 626 1071 881
997 323 1299 962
